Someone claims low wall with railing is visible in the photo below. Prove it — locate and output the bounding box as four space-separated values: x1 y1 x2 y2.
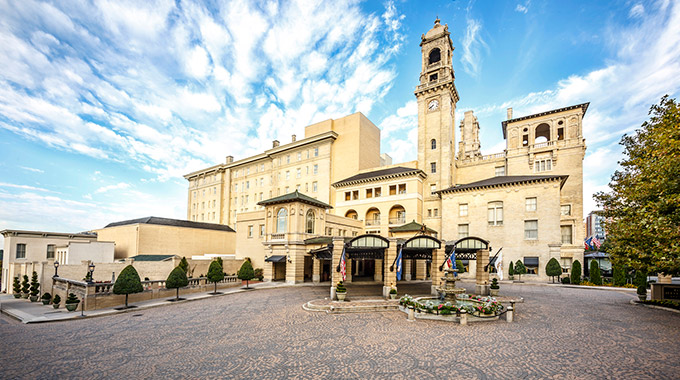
51 275 240 311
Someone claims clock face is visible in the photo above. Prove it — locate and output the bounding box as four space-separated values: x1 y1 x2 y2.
428 99 439 111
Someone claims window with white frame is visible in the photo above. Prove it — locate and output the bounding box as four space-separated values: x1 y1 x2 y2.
286 171 290 180
458 224 469 239
561 225 573 244
525 197 537 212
277 208 287 233
430 162 437 173
561 204 572 216
534 158 552 172
297 152 301 161
430 184 436 194
46 244 55 259
313 164 318 175
459 203 468 217
296 168 301 178
495 166 506 176
312 181 318 192
488 202 503 226
248 225 253 238
314 147 319 156
259 224 265 237
524 220 538 239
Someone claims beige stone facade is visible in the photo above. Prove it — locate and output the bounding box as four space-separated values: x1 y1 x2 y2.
184 18 586 283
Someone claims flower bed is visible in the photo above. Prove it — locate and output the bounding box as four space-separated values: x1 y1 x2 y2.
399 294 503 316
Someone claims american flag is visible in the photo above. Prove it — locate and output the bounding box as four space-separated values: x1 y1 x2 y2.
339 247 346 282
592 236 602 249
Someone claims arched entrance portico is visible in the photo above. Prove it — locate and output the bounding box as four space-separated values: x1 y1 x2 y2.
330 234 390 299
390 234 441 283
442 236 492 295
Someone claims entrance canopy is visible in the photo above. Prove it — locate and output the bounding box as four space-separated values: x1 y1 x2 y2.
345 234 389 259
265 255 287 263
309 245 333 260
445 236 490 260
399 235 441 260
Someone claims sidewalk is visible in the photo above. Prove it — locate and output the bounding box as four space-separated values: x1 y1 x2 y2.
0 281 291 324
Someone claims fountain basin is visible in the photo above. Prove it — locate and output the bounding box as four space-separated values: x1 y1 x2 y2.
399 294 504 323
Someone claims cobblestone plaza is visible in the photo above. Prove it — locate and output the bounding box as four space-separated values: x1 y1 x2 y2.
1 284 679 379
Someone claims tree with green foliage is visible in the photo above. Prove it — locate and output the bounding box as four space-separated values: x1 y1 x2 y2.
595 96 680 276
571 260 582 285
21 274 29 297
207 260 225 294
514 260 526 281
113 265 144 308
178 257 189 274
216 257 224 269
12 277 21 297
589 260 602 285
166 266 189 301
545 258 562 283
237 259 255 289
612 264 626 287
455 260 466 274
29 271 40 299
508 261 514 279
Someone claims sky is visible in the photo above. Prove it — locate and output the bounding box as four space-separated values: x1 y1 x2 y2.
1 0 679 245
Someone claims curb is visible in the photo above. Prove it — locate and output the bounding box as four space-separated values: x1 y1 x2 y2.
629 299 680 314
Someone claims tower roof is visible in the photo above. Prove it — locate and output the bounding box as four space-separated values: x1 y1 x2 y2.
424 18 447 40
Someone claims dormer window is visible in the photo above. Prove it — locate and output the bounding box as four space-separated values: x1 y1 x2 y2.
428 48 441 64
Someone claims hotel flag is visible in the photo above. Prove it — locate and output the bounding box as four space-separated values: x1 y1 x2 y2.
494 249 504 281
339 247 347 282
446 248 457 276
584 237 593 250
396 246 403 281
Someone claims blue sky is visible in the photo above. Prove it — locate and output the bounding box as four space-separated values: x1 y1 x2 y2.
1 0 679 244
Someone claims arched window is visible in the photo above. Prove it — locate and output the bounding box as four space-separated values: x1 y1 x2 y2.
431 139 437 149
488 202 503 226
306 209 315 234
366 208 381 226
277 208 288 233
428 48 441 64
345 210 358 219
535 123 550 143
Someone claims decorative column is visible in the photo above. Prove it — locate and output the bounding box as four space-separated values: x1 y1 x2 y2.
475 249 490 296
346 259 353 283
312 257 321 284
404 259 413 281
330 237 345 300
374 259 383 282
383 238 398 298
431 247 444 296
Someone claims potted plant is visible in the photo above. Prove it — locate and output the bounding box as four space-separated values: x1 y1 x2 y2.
336 281 347 301
490 278 500 296
29 271 40 302
41 292 52 305
65 293 80 312
52 294 61 309
21 274 30 299
389 287 397 299
12 277 21 298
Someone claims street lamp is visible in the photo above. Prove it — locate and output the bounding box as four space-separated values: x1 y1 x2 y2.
82 263 95 317
53 261 59 278
87 263 95 283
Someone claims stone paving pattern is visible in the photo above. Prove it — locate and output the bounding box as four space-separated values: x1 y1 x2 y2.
1 283 679 379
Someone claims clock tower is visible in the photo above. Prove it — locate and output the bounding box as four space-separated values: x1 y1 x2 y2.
415 18 459 231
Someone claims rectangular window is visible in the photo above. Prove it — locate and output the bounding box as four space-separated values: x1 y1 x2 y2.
314 147 319 157
561 225 573 244
374 187 381 197
234 184 238 192
286 171 290 180
524 220 538 240
459 204 468 217
366 188 373 198
259 192 263 201
246 181 250 189
296 184 301 191
246 168 250 175
260 224 265 237
535 158 552 172
427 209 432 217
286 155 290 164
488 202 503 226
430 184 436 194
261 164 264 171
248 225 253 238
345 191 351 201
313 164 318 175
245 195 249 203
561 205 572 216
458 224 469 239
296 168 301 178
398 184 406 194
352 190 358 200
285 186 289 193
46 244 55 259
495 166 506 176
430 162 437 173
434 208 439 217
297 152 301 161
389 185 397 195
525 197 537 212
312 182 318 192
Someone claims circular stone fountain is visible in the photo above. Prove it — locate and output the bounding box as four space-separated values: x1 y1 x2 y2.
435 267 465 302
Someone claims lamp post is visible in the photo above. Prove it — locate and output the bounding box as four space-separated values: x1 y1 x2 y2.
51 260 59 298
82 263 95 317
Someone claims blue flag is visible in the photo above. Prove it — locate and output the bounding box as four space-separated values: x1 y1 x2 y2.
396 246 403 281
446 249 457 275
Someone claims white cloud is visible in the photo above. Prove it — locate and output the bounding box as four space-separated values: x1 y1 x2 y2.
515 1 530 14
20 166 44 173
460 17 488 77
0 182 50 192
94 182 131 194
629 3 645 18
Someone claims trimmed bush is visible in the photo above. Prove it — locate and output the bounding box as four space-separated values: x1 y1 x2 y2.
508 261 514 279
207 260 225 294
237 259 255 289
42 292 52 300
29 271 40 298
21 274 30 295
113 265 144 308
12 277 21 296
571 260 582 285
561 276 571 284
589 260 602 285
178 257 189 274
254 268 264 281
166 266 189 301
490 278 500 290
635 270 647 296
613 264 626 287
65 292 79 304
52 294 61 305
455 260 466 274
546 258 562 283
336 281 346 293
514 260 526 281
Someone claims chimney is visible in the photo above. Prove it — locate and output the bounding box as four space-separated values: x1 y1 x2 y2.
273 140 280 148
225 155 234 164
507 107 513 120
291 134 296 142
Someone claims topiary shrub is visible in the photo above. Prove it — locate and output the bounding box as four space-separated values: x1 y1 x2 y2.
178 257 189 274
546 258 562 283
65 292 79 304
29 271 40 299
166 266 189 301
571 260 582 285
635 270 647 296
455 260 466 274
207 260 225 294
52 294 61 307
12 277 21 298
561 276 571 284
508 261 514 280
490 278 500 290
21 274 30 297
254 268 264 281
113 265 144 308
612 264 626 287
41 292 52 305
589 260 602 285
237 259 254 289
514 260 526 281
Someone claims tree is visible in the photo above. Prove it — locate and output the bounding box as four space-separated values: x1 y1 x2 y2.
178 257 189 274
207 260 225 294
29 271 40 299
12 277 21 296
508 261 514 279
166 266 189 301
237 259 255 289
595 96 680 276
571 260 582 285
113 265 144 308
589 260 602 285
545 258 562 283
21 274 29 296
514 260 526 281
455 260 466 274
216 257 224 269
612 264 626 287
